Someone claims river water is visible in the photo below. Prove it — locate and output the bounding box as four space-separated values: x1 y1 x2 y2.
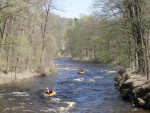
0 57 149 113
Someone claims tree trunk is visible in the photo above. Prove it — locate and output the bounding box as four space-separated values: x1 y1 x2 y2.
6 44 11 74
14 19 25 78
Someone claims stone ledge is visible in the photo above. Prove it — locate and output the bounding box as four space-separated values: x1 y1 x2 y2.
114 68 150 109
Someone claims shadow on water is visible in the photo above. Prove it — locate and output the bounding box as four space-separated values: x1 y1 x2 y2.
0 57 149 113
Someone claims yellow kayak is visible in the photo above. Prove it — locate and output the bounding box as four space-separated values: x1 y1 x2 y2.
44 92 56 97
78 71 84 74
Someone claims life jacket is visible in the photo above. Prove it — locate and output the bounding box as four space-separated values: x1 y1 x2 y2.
49 88 53 93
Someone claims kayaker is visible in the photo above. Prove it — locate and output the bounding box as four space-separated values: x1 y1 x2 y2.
49 88 53 93
80 69 84 72
45 87 50 94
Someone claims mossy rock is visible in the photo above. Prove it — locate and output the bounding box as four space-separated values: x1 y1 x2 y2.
121 89 133 100
118 68 126 75
144 93 150 100
114 76 123 84
144 93 150 109
137 87 150 97
120 81 133 91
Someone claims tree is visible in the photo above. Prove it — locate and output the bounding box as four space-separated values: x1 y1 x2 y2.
92 0 150 79
0 0 71 76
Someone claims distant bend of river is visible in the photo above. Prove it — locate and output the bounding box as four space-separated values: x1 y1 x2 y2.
0 57 149 113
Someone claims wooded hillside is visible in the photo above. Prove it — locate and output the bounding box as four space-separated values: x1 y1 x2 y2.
0 0 72 75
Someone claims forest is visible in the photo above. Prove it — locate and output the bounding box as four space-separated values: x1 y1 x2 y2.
0 0 73 75
0 0 150 80
65 0 150 80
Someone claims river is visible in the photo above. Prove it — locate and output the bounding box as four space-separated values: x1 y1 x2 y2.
0 57 149 113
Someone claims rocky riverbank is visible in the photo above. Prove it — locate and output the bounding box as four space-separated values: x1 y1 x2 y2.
114 68 150 109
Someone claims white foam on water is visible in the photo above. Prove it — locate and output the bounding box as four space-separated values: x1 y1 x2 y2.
110 109 114 112
0 93 4 98
19 102 26 105
93 76 103 79
58 67 70 70
10 92 29 97
23 110 34 112
51 98 76 112
70 68 78 70
3 108 15 112
74 78 84 82
0 93 5 96
4 106 24 112
100 69 105 72
40 109 57 113
61 101 76 112
107 70 117 74
50 98 62 103
58 67 79 71
87 79 95 82
85 69 89 71
65 102 76 108
8 98 15 101
13 106 24 110
48 109 57 113
57 107 69 113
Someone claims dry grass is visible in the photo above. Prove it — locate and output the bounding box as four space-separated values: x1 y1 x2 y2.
0 70 41 85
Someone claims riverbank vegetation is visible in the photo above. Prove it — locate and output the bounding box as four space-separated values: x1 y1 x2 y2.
0 0 72 77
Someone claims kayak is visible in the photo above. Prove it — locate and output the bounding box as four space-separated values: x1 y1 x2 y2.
78 71 84 74
44 92 56 97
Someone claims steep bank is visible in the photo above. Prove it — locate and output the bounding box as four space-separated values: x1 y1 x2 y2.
114 68 150 109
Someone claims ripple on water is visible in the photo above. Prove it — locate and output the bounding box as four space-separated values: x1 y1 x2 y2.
22 109 34 113
3 106 24 113
40 109 57 113
3 108 15 112
10 92 29 97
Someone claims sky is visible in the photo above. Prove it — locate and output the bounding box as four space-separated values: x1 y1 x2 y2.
55 0 93 18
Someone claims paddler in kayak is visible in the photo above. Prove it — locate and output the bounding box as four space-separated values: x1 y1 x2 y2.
78 69 84 74
45 87 53 94
44 87 56 97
